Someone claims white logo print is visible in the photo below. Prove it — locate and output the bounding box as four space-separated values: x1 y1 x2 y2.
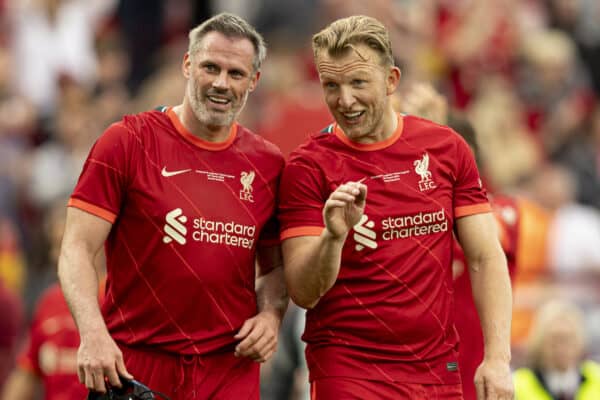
353 214 378 251
413 153 437 192
163 208 187 245
161 167 192 178
240 171 255 202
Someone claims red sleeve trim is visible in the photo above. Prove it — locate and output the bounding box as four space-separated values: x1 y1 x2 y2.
68 198 117 224
455 203 492 218
280 226 324 240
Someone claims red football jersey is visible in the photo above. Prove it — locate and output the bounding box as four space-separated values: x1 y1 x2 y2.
279 114 491 384
453 195 520 400
70 108 284 355
18 284 87 400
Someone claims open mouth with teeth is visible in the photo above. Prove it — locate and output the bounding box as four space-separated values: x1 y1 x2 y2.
342 110 365 123
207 95 231 107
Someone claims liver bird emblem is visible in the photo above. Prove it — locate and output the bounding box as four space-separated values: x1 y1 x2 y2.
413 153 432 181
240 171 255 192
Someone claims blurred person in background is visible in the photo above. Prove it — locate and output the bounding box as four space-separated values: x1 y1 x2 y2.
513 299 600 399
401 82 522 400
279 15 513 399
260 302 309 400
58 12 287 399
0 280 23 391
7 0 117 115
1 199 104 400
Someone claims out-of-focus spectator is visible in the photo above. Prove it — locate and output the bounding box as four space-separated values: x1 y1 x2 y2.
18 85 99 211
8 0 117 114
115 0 163 95
514 299 600 399
0 200 105 400
468 77 542 191
255 43 330 159
518 28 594 152
0 280 23 391
529 163 600 274
0 217 26 296
546 0 600 95
260 303 309 400
555 103 600 209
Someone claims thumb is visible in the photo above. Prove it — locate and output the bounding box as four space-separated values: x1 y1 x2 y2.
356 184 367 207
475 378 485 400
115 355 133 380
234 318 253 339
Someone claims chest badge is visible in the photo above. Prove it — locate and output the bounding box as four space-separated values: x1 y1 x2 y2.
240 171 255 202
414 153 437 192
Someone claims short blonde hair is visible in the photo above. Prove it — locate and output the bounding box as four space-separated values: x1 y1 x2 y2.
525 299 586 369
312 15 394 67
188 12 267 71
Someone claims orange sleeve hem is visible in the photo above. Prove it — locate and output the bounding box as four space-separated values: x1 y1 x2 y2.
68 198 117 224
455 203 492 218
280 226 324 240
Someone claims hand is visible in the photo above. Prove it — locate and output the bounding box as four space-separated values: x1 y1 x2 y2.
234 310 280 362
323 181 367 239
474 358 514 399
77 330 133 393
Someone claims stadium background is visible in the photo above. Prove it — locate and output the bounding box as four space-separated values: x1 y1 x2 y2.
0 0 599 399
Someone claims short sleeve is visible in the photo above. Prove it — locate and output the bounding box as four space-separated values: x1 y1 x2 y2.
453 135 491 218
278 156 327 240
69 122 133 223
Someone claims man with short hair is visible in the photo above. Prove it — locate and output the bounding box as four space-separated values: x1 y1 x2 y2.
58 13 287 400
279 15 513 399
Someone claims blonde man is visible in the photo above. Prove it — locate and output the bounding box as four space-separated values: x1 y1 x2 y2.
279 16 513 399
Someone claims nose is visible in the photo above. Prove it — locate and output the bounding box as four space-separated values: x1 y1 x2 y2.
212 70 229 90
338 86 355 108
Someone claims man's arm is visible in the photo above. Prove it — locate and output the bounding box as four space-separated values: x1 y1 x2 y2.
58 207 132 393
234 245 288 362
456 212 514 400
281 181 367 309
0 368 38 400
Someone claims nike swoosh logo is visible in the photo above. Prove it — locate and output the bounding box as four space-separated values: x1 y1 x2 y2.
161 167 192 177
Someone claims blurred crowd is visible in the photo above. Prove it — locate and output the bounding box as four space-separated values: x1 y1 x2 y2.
0 0 599 399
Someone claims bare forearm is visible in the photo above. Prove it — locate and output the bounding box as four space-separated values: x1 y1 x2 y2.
256 266 289 321
470 253 512 362
1 369 38 400
58 247 107 337
284 230 346 308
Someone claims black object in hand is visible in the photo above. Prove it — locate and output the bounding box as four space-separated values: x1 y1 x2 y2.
87 377 170 400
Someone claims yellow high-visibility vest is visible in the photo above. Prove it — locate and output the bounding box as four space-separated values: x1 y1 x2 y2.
514 361 600 400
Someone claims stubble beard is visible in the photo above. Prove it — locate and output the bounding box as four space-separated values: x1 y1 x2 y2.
188 82 248 128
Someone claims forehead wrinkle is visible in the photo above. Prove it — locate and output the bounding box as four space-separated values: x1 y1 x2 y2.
317 60 375 75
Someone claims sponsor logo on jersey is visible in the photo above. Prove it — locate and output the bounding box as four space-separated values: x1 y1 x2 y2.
382 209 448 239
163 208 187 245
161 167 192 177
353 214 378 251
240 171 255 202
353 209 449 250
414 153 437 191
192 218 255 249
162 209 256 249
